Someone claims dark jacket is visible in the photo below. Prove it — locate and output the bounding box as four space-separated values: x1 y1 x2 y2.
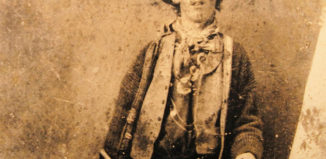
103 31 263 159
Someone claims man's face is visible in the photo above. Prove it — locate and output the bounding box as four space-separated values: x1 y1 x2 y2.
179 0 217 23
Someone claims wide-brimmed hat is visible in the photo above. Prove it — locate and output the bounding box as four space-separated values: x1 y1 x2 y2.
162 0 222 10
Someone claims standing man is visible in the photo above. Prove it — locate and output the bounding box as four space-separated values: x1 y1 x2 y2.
101 0 263 159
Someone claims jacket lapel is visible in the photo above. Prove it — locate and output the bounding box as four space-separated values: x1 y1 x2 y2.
218 35 233 159
131 33 176 159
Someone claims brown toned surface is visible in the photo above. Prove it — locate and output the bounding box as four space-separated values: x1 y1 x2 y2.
0 0 322 158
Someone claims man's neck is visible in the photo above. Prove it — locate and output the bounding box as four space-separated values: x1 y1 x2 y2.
179 14 216 35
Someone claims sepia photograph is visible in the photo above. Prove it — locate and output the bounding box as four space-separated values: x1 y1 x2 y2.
0 0 325 159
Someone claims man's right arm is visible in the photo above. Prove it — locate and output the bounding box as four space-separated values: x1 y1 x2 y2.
102 41 158 158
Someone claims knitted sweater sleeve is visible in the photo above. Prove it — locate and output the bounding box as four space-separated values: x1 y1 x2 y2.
229 42 264 159
103 41 158 158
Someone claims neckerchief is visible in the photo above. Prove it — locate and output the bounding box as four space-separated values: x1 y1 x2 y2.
171 13 223 95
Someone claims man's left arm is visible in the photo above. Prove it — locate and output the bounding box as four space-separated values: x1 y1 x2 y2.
230 43 264 159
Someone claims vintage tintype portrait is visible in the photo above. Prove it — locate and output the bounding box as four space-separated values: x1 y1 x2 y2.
0 0 325 159
101 0 263 159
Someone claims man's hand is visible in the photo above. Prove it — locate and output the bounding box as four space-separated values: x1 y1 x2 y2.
235 152 256 159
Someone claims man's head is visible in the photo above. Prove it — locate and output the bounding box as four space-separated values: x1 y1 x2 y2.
163 0 222 24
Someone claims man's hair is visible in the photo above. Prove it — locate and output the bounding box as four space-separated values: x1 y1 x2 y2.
162 0 223 11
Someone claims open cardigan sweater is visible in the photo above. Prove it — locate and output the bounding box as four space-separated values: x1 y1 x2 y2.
103 29 263 159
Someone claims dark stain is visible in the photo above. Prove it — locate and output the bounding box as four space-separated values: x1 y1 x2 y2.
249 0 255 5
134 120 152 151
151 2 159 6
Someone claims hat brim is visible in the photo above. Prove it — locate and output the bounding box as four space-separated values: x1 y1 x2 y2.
162 0 178 6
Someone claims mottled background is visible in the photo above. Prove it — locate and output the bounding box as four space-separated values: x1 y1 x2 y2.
0 0 322 158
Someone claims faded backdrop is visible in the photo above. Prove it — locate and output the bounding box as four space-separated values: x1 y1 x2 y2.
0 0 322 159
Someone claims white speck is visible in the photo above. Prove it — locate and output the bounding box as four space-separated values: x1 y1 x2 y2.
9 113 15 118
275 134 279 138
92 67 99 74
